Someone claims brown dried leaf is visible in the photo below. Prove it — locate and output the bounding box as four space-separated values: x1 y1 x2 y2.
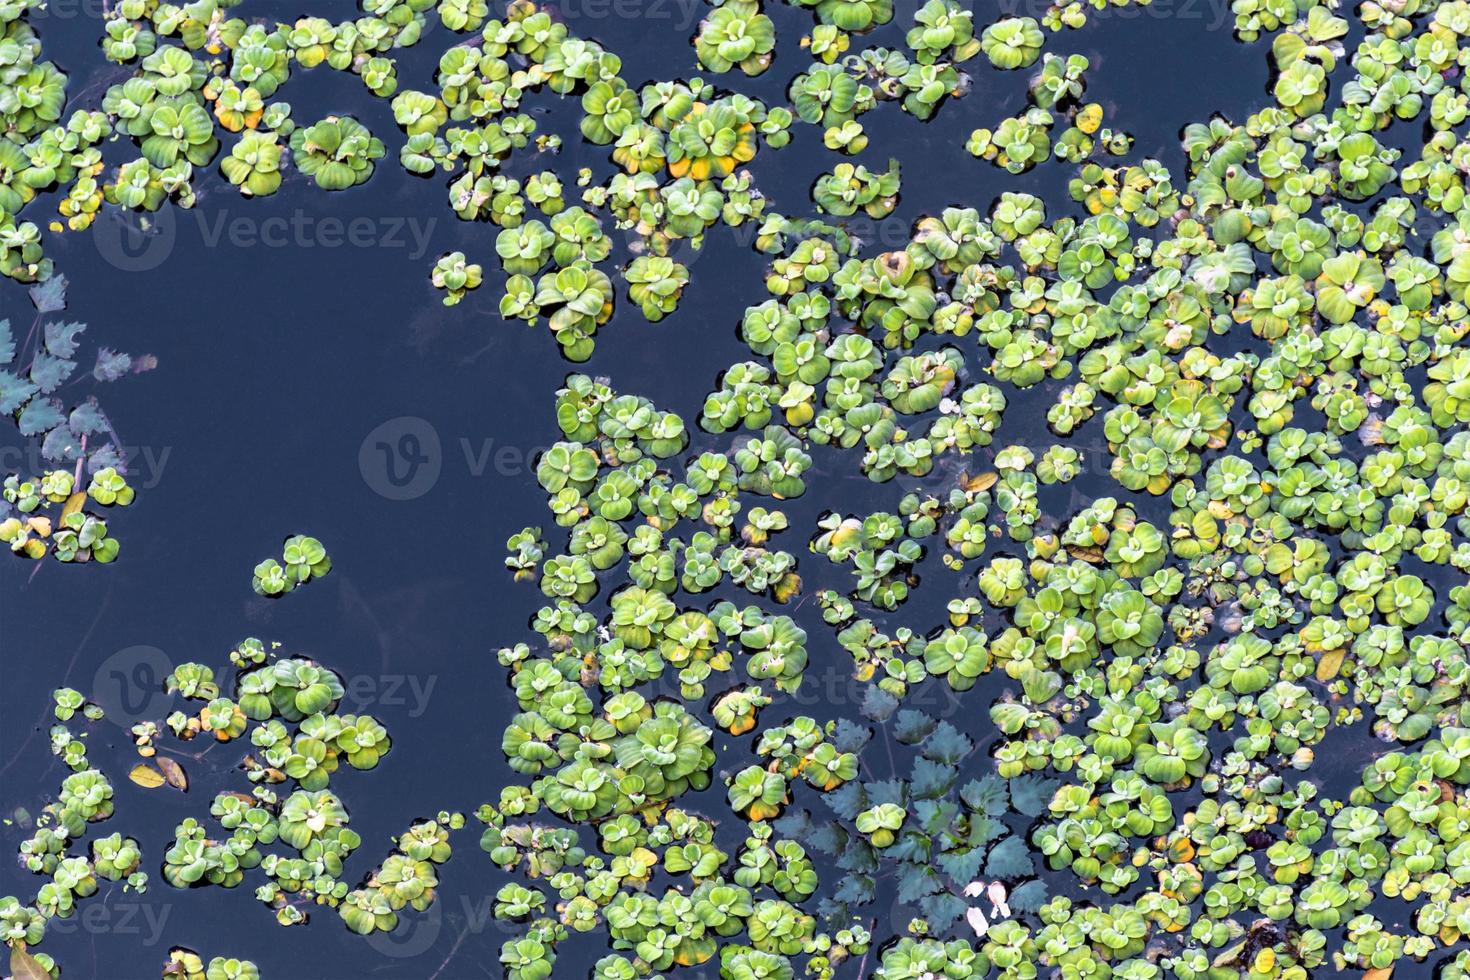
156 756 188 791
10 947 51 980
963 471 998 492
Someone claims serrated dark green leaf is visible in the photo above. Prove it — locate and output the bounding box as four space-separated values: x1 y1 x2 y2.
984 835 1034 879
896 864 943 904
824 781 867 822
836 837 878 873
832 873 875 905
921 721 973 765
887 830 930 864
936 845 985 885
832 718 872 754
865 778 907 808
1007 774 1058 817
773 808 812 841
960 776 1008 816
917 892 967 929
911 758 957 799
1008 878 1049 913
0 320 13 365
804 820 847 856
892 708 937 744
861 685 898 722
968 814 1005 847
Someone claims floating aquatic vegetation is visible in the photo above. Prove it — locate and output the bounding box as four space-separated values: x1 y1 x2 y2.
8 0 1470 972
251 535 332 596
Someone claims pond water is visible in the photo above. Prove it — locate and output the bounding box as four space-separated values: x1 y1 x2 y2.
2 0 1465 978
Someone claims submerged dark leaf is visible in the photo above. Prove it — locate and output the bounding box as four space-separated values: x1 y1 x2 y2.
832 873 875 905
896 864 943 904
772 808 812 841
917 891 966 928
860 685 898 722
921 721 972 764
892 708 937 744
968 814 1005 847
831 717 872 754
864 778 907 808
910 758 957 799
937 845 985 885
1008 774 1058 817
984 835 1033 879
960 776 1008 816
824 781 866 822
804 819 847 856
1008 878 1050 913
836 837 878 873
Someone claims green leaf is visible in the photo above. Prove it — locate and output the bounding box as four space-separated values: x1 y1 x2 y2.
824 782 866 821
832 873 875 905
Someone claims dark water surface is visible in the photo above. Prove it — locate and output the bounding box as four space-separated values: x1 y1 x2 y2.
0 2 1319 977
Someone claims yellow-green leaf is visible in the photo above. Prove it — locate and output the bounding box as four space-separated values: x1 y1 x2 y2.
129 764 165 789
